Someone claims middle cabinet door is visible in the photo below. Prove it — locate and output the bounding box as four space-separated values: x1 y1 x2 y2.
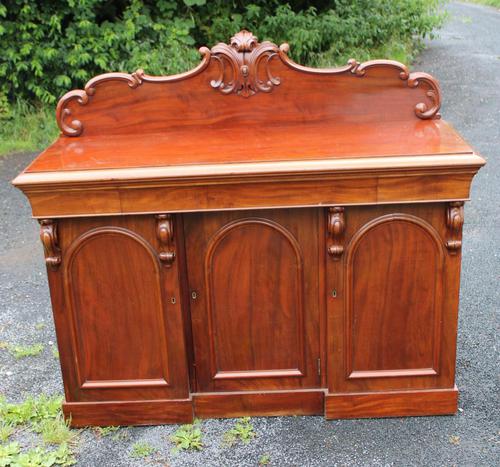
183 208 322 392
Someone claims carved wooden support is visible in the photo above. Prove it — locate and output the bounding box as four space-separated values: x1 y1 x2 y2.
327 207 345 260
156 214 176 267
39 219 61 270
446 202 464 254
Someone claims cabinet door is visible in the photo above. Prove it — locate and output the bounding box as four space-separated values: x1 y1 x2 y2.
184 208 322 392
49 215 190 402
328 203 462 392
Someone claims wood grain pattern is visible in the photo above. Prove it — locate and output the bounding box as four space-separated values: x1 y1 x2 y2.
327 204 462 393
193 390 324 418
18 169 479 219
345 214 444 379
184 209 321 392
22 120 474 174
53 30 442 138
325 387 458 419
12 29 485 425
51 216 190 404
63 399 193 427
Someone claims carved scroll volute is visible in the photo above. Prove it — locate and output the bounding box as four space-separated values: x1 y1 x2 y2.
156 214 176 267
327 207 345 260
446 202 464 254
39 220 61 270
210 29 281 97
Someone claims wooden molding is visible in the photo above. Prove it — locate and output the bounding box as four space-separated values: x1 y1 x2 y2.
63 399 193 427
325 387 458 419
327 207 345 260
193 390 324 419
39 219 61 269
446 201 464 254
156 214 176 266
55 30 443 136
203 217 306 383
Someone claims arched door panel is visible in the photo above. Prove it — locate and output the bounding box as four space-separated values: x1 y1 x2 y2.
185 209 321 392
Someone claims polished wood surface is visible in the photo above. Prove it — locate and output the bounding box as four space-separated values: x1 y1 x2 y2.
193 390 324 419
49 216 190 403
13 30 484 425
53 30 441 139
327 204 461 394
325 387 458 419
63 399 193 427
184 208 321 392
25 120 471 174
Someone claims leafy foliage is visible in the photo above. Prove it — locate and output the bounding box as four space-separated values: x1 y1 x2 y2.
0 395 77 467
0 394 62 426
0 442 76 467
130 442 156 458
0 0 445 115
259 453 271 466
222 417 256 447
170 419 203 453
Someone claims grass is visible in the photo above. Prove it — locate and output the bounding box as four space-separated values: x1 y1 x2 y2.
0 394 62 426
93 426 120 437
0 423 14 442
34 414 79 446
0 394 78 466
9 343 44 359
0 100 58 156
467 0 500 7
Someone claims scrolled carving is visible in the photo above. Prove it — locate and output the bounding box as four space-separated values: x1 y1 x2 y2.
56 48 212 136
446 202 464 254
39 219 61 270
210 29 281 97
353 60 441 120
327 207 345 260
156 214 175 267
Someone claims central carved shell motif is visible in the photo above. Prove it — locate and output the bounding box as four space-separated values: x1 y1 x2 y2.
209 30 281 97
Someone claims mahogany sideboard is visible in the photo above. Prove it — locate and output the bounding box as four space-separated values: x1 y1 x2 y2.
13 30 485 426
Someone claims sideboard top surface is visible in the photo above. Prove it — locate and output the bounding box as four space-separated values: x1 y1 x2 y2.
25 119 473 174
12 30 485 216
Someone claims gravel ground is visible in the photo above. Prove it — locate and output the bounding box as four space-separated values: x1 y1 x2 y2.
1 2 499 466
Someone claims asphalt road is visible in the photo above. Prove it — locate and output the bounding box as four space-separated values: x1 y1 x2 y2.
0 2 499 466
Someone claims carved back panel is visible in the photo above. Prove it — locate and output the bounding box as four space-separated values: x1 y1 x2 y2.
56 30 441 137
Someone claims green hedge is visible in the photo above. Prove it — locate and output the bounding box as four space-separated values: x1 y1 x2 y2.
0 0 445 115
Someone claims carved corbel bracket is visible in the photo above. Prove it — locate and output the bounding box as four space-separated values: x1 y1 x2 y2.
446 202 464 254
156 214 176 267
39 219 61 270
327 207 345 260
